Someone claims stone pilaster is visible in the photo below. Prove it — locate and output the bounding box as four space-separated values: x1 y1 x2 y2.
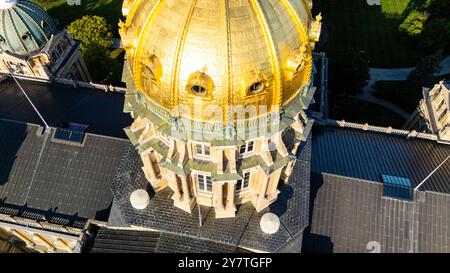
173 174 196 213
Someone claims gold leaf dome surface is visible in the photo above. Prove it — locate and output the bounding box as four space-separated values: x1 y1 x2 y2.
120 0 318 122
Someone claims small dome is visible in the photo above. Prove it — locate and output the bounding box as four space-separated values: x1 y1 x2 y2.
0 0 56 54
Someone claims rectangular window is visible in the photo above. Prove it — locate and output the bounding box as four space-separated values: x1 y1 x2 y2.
195 143 211 157
236 171 251 192
243 172 250 188
239 141 255 155
197 174 212 193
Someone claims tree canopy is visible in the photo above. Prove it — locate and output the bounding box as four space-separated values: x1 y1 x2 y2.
66 15 123 85
329 50 370 97
399 10 429 37
67 15 113 53
399 0 450 53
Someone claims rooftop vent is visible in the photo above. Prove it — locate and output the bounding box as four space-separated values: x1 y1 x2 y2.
382 175 413 201
52 122 89 146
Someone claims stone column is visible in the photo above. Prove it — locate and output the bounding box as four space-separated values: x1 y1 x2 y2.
268 170 282 196
226 182 236 210
260 140 274 166
229 148 237 173
144 155 157 180
217 149 224 174
256 174 270 211
171 172 182 201
181 175 191 202
273 132 288 157
213 183 224 210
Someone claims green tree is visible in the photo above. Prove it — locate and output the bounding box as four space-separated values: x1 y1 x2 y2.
66 16 123 84
420 19 450 50
426 0 450 19
329 50 370 97
399 10 429 37
67 15 112 53
407 49 443 88
83 46 123 85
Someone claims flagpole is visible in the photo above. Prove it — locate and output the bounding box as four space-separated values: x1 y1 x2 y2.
6 69 50 130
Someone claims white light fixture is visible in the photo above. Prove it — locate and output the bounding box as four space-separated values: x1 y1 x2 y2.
130 189 150 210
260 213 280 234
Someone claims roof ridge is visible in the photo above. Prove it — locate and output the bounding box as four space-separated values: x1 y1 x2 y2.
322 119 440 143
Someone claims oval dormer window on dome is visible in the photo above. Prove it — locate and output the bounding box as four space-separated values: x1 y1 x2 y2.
243 69 268 96
186 71 214 97
22 34 29 40
249 82 265 93
191 85 207 95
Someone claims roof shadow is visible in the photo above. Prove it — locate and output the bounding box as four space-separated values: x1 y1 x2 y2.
0 121 28 186
302 172 334 253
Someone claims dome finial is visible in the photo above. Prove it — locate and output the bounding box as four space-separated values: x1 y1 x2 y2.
0 0 17 10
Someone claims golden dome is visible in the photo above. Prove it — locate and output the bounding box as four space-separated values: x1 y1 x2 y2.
120 0 321 123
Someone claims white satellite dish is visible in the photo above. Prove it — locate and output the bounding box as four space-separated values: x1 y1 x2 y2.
130 189 150 210
260 213 280 234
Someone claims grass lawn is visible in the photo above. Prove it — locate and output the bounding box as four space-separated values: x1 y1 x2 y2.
329 96 407 128
33 0 123 36
313 0 421 68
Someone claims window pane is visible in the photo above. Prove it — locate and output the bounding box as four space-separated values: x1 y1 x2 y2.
196 144 203 154
247 141 254 152
240 145 246 154
236 180 243 191
198 175 205 191
243 172 250 188
204 145 210 156
206 176 212 192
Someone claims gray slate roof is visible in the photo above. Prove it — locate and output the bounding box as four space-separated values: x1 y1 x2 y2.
312 125 450 193
304 125 450 253
0 119 131 228
109 137 312 253
303 172 450 253
0 78 132 139
86 227 250 253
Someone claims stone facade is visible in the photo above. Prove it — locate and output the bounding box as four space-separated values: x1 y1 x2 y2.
0 220 80 253
419 81 450 143
0 30 91 81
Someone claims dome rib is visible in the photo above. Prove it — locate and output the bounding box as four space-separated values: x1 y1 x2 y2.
0 0 56 54
1 11 13 50
14 7 44 49
133 0 164 94
248 0 282 107
18 2 53 42
224 0 233 116
280 0 308 44
170 0 198 109
121 0 319 123
6 9 27 52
